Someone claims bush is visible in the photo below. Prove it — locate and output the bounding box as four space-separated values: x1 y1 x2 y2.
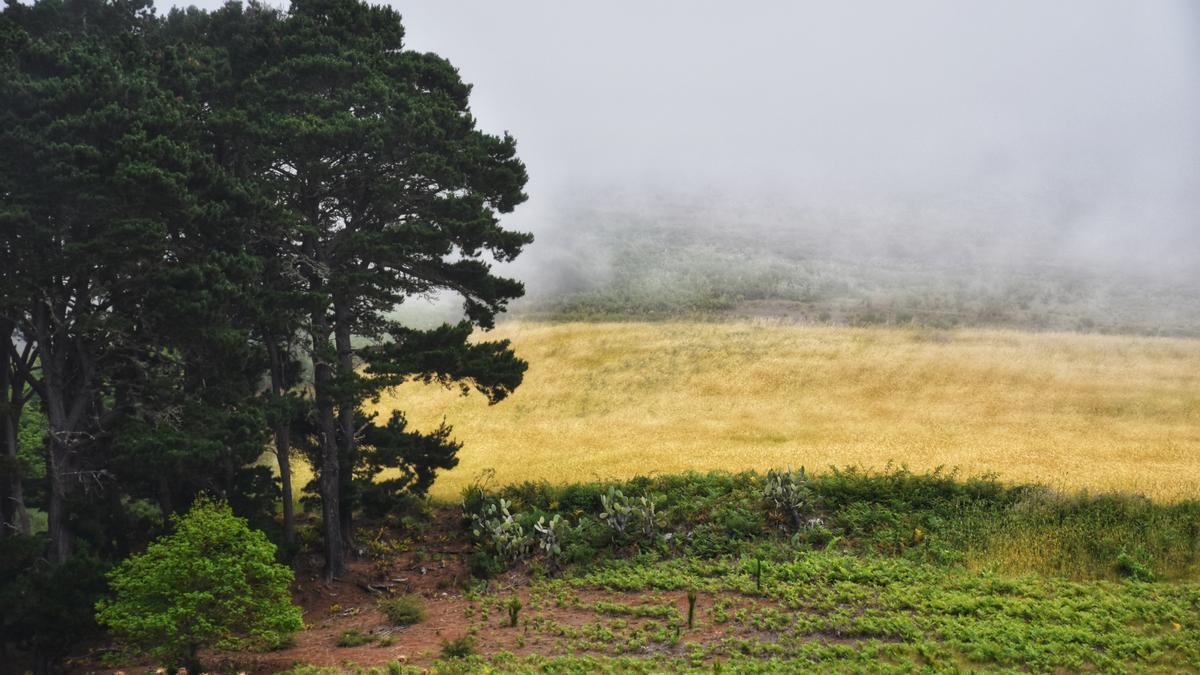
440 634 478 658
336 629 371 647
1116 548 1156 582
564 541 599 567
379 596 426 626
468 551 504 579
1 538 109 667
713 504 764 539
95 498 303 671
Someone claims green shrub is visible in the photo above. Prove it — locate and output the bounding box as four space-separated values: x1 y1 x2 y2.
336 629 371 647
1116 548 1156 582
469 551 503 579
441 634 478 658
688 523 743 557
95 498 303 671
712 504 764 539
379 596 426 626
1 539 109 665
564 541 599 567
505 596 522 627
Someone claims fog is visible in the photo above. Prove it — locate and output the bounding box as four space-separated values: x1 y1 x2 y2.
162 0 1200 329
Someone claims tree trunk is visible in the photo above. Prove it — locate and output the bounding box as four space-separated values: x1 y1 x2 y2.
311 316 345 579
276 419 295 546
33 304 73 565
0 324 31 538
44 456 69 564
302 216 344 580
266 338 295 546
333 301 357 553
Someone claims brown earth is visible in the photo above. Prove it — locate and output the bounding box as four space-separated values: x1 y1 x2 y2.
69 511 790 674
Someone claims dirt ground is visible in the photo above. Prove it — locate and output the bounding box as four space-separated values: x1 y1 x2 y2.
70 512 777 674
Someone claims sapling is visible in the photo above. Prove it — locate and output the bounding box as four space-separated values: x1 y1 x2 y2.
687 590 698 629
506 596 522 627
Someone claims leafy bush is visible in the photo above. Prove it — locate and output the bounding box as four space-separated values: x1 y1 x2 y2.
1115 548 1156 582
1 538 109 667
688 523 743 557
441 634 478 658
379 596 426 626
95 498 303 670
336 629 371 647
468 551 504 579
564 541 599 567
713 504 764 539
505 596 522 627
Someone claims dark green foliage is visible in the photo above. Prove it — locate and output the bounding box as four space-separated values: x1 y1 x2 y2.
564 541 600 567
225 0 532 578
1 0 531 664
0 537 110 669
1116 548 1156 582
355 411 462 518
468 467 1200 581
379 596 427 626
469 551 504 580
336 629 371 648
441 635 479 659
365 323 528 403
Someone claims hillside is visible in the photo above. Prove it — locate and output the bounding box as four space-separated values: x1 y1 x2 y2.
368 321 1200 502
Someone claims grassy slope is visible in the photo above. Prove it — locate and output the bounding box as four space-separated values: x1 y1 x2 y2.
284 552 1200 673
366 321 1200 502
267 466 1200 674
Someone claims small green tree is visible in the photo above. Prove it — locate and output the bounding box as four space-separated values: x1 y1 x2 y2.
95 498 303 671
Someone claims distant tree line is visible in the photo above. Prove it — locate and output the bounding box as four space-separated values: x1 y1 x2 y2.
0 0 529 668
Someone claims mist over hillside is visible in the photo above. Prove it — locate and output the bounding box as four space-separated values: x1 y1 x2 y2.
502 186 1200 336
371 0 1200 336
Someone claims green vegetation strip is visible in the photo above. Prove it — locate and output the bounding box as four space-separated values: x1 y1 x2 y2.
566 552 1200 672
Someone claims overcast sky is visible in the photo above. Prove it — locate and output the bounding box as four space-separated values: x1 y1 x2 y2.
158 0 1200 273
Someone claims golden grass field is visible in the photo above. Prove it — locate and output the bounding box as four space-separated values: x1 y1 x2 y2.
361 321 1200 502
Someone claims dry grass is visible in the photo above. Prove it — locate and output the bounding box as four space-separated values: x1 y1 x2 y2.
361 321 1200 502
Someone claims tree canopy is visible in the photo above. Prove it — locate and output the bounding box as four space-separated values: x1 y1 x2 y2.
0 0 531 667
